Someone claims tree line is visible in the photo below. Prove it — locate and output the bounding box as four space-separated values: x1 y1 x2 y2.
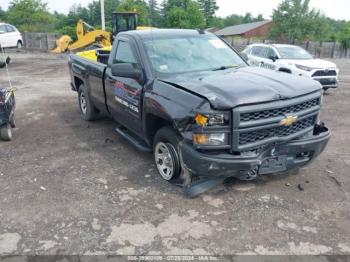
0 0 349 47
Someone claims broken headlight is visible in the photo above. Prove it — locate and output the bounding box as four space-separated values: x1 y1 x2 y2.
195 112 229 127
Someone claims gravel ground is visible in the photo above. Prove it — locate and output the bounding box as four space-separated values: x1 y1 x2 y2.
0 51 349 258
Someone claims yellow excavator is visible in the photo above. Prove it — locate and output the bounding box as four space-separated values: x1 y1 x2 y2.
52 12 155 58
51 19 111 53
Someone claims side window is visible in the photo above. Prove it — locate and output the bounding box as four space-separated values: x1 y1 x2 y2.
266 47 276 58
115 41 139 68
251 46 263 57
5 25 15 32
0 25 7 33
259 47 270 58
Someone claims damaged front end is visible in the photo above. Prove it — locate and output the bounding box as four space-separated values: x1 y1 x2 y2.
177 91 330 197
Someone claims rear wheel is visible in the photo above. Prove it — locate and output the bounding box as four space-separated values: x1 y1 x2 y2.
153 127 181 181
17 41 22 49
0 124 12 141
10 115 16 128
78 84 98 121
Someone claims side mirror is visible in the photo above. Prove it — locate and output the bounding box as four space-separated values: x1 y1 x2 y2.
111 63 142 80
269 55 278 62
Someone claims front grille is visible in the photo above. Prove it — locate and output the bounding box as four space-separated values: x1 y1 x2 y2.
239 115 316 145
240 98 319 122
312 70 336 77
232 93 321 151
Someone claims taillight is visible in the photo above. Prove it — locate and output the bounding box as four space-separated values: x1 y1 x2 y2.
0 93 5 104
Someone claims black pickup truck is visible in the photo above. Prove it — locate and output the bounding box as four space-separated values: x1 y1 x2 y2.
69 29 330 195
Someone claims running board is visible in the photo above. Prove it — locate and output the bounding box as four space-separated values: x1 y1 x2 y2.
115 127 152 152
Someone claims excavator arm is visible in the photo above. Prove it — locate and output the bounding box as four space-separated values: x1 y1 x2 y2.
52 20 111 53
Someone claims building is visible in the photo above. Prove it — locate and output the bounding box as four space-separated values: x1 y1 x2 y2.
215 20 273 39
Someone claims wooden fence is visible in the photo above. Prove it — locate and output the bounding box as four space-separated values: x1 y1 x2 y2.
22 32 59 51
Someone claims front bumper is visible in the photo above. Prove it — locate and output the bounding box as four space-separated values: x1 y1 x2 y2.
313 77 338 88
180 125 330 179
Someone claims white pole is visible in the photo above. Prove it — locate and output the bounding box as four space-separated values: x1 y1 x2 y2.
100 0 105 30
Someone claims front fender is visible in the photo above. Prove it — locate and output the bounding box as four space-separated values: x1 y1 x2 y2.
143 80 205 133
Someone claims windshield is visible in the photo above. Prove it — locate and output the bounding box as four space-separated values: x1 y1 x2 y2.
143 36 246 75
276 46 313 60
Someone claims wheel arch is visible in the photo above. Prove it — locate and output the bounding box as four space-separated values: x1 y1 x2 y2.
144 113 175 146
74 77 84 91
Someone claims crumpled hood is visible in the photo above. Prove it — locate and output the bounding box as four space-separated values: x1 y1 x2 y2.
160 66 322 109
281 58 337 69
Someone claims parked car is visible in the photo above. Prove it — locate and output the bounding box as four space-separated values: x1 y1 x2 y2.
0 23 23 48
69 29 330 196
242 43 339 90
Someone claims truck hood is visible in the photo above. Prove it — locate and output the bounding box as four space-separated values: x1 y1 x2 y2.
279 58 337 69
160 66 322 110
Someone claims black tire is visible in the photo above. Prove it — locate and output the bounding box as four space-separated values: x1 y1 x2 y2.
78 84 98 121
0 124 12 141
153 127 182 181
17 41 22 49
10 115 16 128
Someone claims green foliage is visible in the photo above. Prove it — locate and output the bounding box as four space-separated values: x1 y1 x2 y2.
270 0 349 43
6 0 56 32
209 16 224 28
87 0 120 28
270 0 322 42
163 0 206 28
339 22 350 49
117 0 150 26
311 15 332 42
198 0 218 27
56 26 77 41
0 7 7 21
222 12 264 27
148 0 163 27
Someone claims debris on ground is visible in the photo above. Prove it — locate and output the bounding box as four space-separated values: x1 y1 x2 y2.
328 175 342 187
297 184 304 191
104 138 114 144
40 186 47 191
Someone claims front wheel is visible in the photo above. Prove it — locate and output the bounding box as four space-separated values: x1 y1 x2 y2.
153 127 182 181
0 124 13 141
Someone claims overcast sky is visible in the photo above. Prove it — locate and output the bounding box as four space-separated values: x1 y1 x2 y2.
1 0 349 20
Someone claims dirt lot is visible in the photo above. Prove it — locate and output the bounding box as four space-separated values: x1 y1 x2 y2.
0 51 349 257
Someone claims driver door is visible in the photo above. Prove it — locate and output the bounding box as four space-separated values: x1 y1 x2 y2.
105 39 143 134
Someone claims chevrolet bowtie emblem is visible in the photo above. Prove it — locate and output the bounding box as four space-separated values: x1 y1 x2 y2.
280 115 298 126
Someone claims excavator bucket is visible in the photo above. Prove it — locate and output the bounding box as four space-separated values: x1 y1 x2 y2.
51 35 72 53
